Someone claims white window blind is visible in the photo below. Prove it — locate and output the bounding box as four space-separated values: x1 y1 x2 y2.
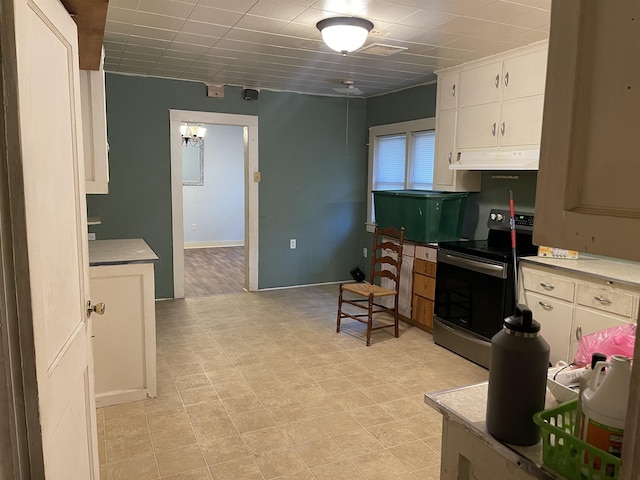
373 134 406 191
408 130 435 190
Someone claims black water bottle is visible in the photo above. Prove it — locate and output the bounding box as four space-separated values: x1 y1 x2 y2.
486 304 550 446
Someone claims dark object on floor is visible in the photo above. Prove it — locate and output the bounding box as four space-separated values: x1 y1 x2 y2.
350 266 365 282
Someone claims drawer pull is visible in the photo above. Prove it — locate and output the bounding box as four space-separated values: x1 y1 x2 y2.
538 301 553 310
495 74 500 89
594 295 612 305
540 282 555 290
576 324 582 341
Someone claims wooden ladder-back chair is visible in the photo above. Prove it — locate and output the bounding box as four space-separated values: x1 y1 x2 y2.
336 225 405 346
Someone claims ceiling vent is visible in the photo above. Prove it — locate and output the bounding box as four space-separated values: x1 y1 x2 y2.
360 43 407 56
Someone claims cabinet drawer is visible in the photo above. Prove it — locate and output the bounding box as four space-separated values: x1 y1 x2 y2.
521 267 575 302
414 258 437 277
576 283 637 318
415 245 437 262
523 291 573 365
413 272 436 300
412 295 434 329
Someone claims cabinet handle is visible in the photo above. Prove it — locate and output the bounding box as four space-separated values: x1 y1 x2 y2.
495 74 500 89
500 122 506 136
504 71 510 87
540 282 555 290
576 324 582 341
594 295 612 305
492 123 496 136
448 152 452 164
538 301 553 310
451 84 456 97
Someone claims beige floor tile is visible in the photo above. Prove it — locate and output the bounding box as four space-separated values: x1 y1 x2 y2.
151 425 198 453
280 418 328 446
156 445 206 477
397 413 443 440
310 459 366 480
180 386 219 406
162 467 213 479
422 435 442 454
315 411 362 436
107 453 159 480
105 416 154 462
330 389 376 411
208 456 263 480
230 408 276 434
300 396 345 417
102 401 145 420
200 434 250 465
349 404 395 428
185 399 228 423
331 429 385 458
266 401 311 425
411 466 442 480
254 447 308 480
350 450 409 480
388 439 440 472
192 415 238 444
241 426 291 454
276 469 315 479
317 376 358 395
173 374 212 392
378 397 430 420
147 407 191 431
361 384 407 404
294 437 346 468
144 391 184 415
220 394 263 415
210 379 254 399
366 421 420 449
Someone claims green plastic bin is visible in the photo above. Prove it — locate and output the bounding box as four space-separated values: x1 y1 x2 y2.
373 190 469 243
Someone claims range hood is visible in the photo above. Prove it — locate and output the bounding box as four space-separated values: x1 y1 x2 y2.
449 148 539 170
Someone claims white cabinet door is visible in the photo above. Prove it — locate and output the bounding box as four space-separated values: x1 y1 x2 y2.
434 109 456 189
502 49 548 100
499 96 545 147
80 67 109 194
458 61 503 107
456 103 501 149
524 291 573 365
439 72 459 111
570 307 631 363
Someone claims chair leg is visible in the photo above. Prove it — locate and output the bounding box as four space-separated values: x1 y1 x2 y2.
366 293 374 346
394 294 399 338
336 284 343 333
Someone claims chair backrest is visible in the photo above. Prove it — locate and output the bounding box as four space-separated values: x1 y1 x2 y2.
370 225 405 289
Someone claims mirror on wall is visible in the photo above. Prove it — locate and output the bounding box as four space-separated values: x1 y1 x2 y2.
182 140 204 186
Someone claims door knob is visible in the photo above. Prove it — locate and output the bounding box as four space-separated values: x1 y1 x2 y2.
87 301 106 316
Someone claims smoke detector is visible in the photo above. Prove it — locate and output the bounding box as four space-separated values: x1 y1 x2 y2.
332 80 364 95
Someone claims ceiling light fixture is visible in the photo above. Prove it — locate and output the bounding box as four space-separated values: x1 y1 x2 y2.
180 124 206 146
316 17 374 55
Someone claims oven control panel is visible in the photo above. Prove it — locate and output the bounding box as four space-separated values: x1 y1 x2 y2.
487 209 534 231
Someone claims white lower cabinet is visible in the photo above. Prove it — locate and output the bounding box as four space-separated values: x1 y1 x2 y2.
90 262 157 407
520 261 638 365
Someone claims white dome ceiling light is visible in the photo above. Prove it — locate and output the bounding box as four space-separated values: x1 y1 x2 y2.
316 17 374 55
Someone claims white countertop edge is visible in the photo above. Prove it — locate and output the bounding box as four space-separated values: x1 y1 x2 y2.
89 239 159 266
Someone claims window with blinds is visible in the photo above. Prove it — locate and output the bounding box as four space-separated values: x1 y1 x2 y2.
367 117 436 226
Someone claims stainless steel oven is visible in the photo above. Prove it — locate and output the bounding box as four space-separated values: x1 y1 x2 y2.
433 210 535 368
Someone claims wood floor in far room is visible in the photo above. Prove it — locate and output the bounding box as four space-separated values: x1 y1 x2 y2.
184 247 244 297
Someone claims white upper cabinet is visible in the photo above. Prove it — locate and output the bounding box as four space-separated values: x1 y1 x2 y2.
435 41 548 172
80 53 109 194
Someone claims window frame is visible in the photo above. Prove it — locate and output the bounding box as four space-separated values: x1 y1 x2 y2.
366 117 436 232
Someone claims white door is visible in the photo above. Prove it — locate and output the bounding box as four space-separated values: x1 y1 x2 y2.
13 0 99 476
458 61 503 107
456 104 500 149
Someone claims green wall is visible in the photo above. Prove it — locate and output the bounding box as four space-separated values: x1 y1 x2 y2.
87 74 367 297
366 83 437 128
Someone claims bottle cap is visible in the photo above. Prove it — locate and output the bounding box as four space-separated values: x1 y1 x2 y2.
591 352 607 369
504 304 541 334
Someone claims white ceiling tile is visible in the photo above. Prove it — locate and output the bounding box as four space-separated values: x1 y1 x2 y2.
104 31 131 43
277 22 321 39
194 0 257 12
478 22 529 41
187 6 243 26
166 42 210 55
234 16 289 34
399 9 460 29
373 24 427 42
137 0 196 19
505 8 550 29
134 11 186 31
105 20 134 35
466 1 534 23
248 0 309 21
433 16 498 36
423 0 495 16
172 32 220 47
501 28 548 45
107 6 137 23
359 0 420 23
127 35 172 49
128 25 178 41
504 0 551 9
180 20 231 37
104 41 126 52
408 30 462 47
108 0 141 8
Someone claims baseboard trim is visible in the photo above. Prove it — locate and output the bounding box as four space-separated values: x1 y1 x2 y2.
184 241 244 249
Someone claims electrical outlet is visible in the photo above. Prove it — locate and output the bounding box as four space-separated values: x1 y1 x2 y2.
290 239 296 249
191 224 197 231
363 247 367 258
88 233 96 241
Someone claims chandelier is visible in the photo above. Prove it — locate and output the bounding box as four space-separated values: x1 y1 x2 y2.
316 17 374 55
180 124 206 146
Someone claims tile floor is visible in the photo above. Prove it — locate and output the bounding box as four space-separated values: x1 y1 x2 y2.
97 284 488 479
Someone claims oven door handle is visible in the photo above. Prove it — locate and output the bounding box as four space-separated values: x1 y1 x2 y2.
439 252 507 279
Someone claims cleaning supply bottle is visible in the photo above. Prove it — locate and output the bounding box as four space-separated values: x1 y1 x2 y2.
574 352 607 437
486 304 550 446
580 355 632 459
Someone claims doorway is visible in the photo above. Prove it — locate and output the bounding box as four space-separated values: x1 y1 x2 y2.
170 110 259 298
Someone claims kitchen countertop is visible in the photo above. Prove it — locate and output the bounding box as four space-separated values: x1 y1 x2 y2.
521 254 640 288
425 382 561 480
88 239 159 266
